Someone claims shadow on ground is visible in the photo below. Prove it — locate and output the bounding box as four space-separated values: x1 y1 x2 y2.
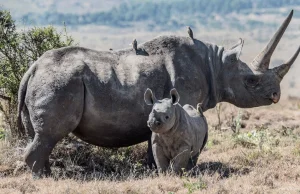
188 161 250 179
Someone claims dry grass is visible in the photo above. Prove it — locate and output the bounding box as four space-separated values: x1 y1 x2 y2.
0 99 300 194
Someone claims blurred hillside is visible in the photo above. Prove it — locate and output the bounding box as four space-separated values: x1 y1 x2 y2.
1 0 300 97
2 0 300 30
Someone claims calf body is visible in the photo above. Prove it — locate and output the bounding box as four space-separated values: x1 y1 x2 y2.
145 88 208 173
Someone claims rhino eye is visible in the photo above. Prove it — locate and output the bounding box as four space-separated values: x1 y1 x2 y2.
165 116 169 120
230 57 237 63
245 76 259 87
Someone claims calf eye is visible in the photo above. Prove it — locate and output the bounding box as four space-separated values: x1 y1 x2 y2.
165 116 169 120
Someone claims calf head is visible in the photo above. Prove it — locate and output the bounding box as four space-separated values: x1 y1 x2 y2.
144 88 180 133
220 10 299 108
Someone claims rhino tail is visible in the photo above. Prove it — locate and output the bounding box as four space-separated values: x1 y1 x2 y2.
17 63 36 137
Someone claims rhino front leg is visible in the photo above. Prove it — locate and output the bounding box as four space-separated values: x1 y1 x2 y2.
147 138 157 169
152 143 169 173
44 159 51 177
170 147 190 175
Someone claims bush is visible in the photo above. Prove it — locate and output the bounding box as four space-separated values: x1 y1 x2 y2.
0 10 75 140
233 129 279 150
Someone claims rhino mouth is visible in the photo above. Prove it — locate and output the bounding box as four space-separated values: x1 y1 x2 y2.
148 125 163 133
149 128 160 133
148 124 169 134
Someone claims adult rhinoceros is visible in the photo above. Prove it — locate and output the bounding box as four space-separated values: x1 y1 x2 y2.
18 10 299 177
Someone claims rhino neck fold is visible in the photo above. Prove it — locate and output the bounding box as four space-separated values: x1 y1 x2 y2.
202 44 224 111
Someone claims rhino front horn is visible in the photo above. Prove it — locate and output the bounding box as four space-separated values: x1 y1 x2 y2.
251 10 294 72
273 46 300 79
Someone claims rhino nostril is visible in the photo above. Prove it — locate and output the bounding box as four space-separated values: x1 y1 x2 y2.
155 121 161 126
271 92 280 103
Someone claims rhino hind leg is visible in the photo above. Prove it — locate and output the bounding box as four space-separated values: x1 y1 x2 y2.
23 79 84 178
24 117 82 179
24 134 56 178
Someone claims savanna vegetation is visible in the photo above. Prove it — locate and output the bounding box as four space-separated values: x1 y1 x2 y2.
0 8 299 194
0 10 74 140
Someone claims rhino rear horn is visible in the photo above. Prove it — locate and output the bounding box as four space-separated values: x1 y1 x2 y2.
273 46 300 79
251 10 294 71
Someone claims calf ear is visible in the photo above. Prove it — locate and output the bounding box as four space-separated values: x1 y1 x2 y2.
222 38 244 63
170 88 180 105
144 88 156 105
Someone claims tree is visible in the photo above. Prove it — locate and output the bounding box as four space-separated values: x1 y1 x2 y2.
0 10 75 140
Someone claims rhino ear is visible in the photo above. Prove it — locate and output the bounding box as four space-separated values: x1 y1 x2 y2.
170 88 180 105
144 88 156 105
222 38 244 63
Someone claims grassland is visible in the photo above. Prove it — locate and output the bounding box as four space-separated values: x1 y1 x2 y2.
0 99 299 194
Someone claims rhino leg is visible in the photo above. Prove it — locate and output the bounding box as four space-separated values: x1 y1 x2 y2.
170 146 190 175
24 134 56 178
44 159 51 177
187 152 200 170
24 79 84 178
147 138 157 169
152 143 169 173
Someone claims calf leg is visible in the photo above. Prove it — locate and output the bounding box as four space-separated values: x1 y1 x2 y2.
152 143 169 173
170 147 190 175
187 152 200 170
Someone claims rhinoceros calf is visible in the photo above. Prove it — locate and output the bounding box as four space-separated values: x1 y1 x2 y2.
144 88 208 174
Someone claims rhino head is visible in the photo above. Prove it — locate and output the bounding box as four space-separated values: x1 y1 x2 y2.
144 88 180 133
219 10 299 108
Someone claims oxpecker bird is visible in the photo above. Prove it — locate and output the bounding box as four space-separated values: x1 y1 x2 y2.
187 26 193 40
132 39 137 51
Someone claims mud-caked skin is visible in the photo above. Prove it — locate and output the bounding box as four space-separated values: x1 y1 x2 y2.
17 10 299 178
145 88 208 174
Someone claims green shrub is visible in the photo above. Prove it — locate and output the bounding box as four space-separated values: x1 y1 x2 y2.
0 10 75 140
233 129 279 150
183 177 207 193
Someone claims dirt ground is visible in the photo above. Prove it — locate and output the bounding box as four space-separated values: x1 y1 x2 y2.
0 97 299 194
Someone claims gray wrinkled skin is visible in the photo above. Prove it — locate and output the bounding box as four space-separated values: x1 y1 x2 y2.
145 88 208 174
17 10 299 177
